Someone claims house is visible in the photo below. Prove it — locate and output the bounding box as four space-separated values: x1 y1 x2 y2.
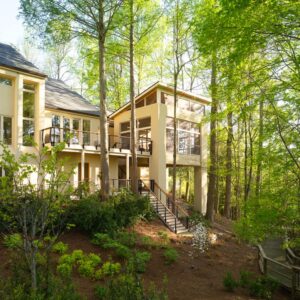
0 42 209 219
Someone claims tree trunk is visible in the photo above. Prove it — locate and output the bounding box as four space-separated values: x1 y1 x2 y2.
224 110 233 218
172 75 178 211
206 55 218 223
98 2 110 200
129 0 138 194
255 99 263 201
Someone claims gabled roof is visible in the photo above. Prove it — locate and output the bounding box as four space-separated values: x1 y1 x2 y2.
109 81 211 118
45 78 100 117
0 43 46 78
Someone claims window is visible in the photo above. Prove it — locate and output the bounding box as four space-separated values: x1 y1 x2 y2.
23 83 35 146
136 99 145 108
52 115 60 127
137 117 151 128
0 116 12 145
63 118 70 142
83 120 90 145
146 92 157 106
162 92 205 114
166 118 200 155
0 77 12 86
72 119 80 144
120 121 130 132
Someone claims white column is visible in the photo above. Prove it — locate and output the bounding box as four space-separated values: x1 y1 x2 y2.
126 154 130 180
15 74 23 149
81 150 85 182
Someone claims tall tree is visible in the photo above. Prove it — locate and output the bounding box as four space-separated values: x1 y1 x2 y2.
20 0 123 200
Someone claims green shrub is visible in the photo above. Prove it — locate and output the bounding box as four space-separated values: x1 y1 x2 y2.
92 233 112 246
223 272 239 292
130 251 151 273
52 241 69 254
78 261 96 278
248 276 278 300
67 190 152 233
239 270 253 288
3 233 22 249
158 231 169 248
87 253 102 267
115 231 137 248
140 236 157 249
59 254 75 265
94 261 122 280
94 273 168 300
71 249 84 261
114 244 131 259
163 248 179 265
57 263 73 277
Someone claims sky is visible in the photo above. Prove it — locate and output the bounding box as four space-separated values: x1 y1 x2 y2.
0 0 24 46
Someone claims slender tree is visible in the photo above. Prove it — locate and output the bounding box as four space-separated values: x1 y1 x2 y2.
20 0 123 200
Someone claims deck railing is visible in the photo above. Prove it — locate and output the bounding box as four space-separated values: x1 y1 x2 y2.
41 127 152 154
142 179 190 230
258 244 300 299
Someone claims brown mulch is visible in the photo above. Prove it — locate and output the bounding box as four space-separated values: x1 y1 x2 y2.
0 218 291 300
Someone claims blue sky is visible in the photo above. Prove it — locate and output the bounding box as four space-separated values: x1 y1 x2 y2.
0 0 24 46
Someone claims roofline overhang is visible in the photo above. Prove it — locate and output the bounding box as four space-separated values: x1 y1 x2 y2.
109 82 211 119
0 63 47 79
45 106 100 118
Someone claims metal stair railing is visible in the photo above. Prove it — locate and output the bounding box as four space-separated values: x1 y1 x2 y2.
140 180 189 233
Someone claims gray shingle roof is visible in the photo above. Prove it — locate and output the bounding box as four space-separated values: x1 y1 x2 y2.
0 43 46 77
45 78 100 117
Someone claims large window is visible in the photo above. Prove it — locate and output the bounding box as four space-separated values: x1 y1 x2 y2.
166 117 200 155
161 92 205 114
23 83 35 146
0 116 12 145
83 120 90 145
119 117 152 150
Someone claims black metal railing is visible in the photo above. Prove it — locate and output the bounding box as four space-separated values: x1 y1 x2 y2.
41 127 152 154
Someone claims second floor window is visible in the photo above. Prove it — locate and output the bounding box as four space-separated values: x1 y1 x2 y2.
23 83 35 146
166 118 201 155
0 116 12 145
83 120 90 145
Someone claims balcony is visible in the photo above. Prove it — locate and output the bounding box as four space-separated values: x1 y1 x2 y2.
40 127 152 155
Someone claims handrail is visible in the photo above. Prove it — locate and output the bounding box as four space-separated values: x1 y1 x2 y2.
287 247 300 265
41 127 153 154
144 180 189 230
258 243 300 299
153 181 189 218
141 180 180 233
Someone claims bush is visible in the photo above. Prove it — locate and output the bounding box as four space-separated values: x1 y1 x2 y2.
52 241 69 254
239 270 253 288
248 277 278 300
94 273 168 300
223 272 239 292
3 233 22 248
115 244 131 259
68 190 152 233
94 261 121 280
128 251 151 273
57 263 73 277
92 233 112 246
115 231 137 248
163 248 179 265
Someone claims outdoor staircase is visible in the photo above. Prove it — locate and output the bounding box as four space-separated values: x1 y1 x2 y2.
141 181 189 234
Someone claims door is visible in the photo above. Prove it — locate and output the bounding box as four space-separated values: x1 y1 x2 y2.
78 163 89 182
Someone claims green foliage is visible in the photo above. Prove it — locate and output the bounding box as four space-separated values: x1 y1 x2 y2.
68 191 152 234
95 273 168 300
157 231 169 248
3 233 22 249
114 231 137 248
99 262 121 277
223 272 239 292
163 248 179 265
239 270 253 289
248 277 278 300
140 236 157 249
92 233 112 246
52 242 69 254
57 263 73 277
128 251 151 273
